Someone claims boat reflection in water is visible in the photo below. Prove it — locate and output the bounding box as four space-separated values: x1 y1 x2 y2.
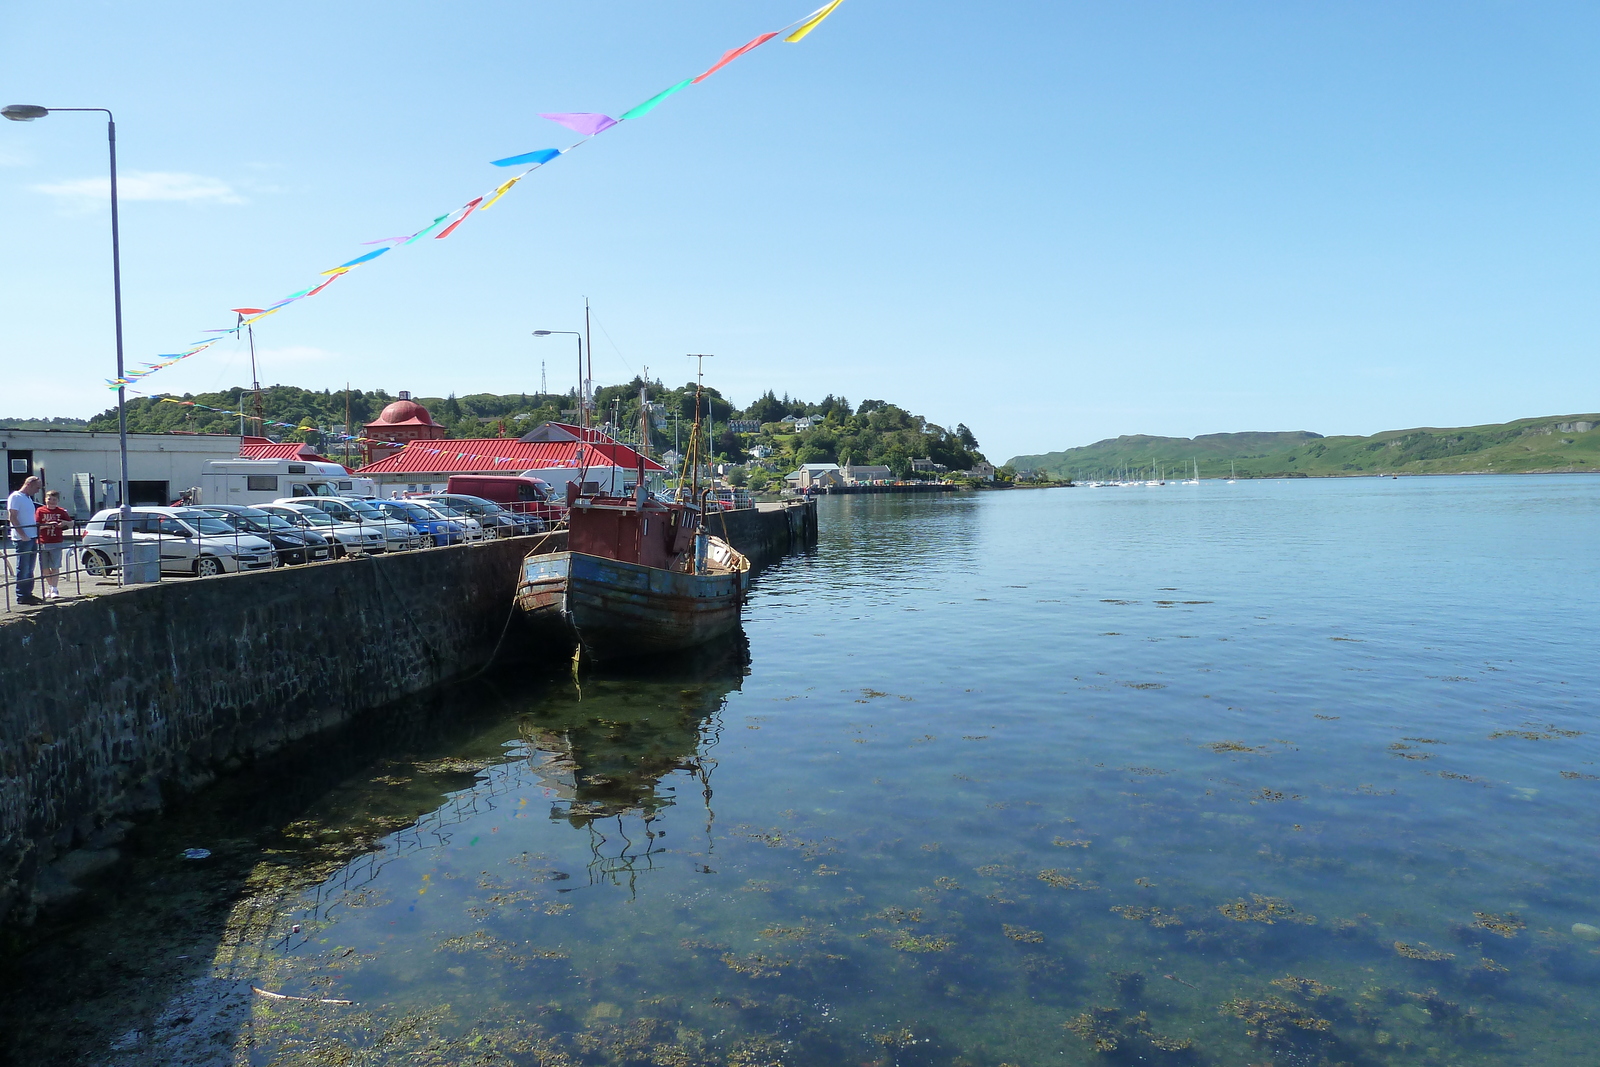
515 630 749 888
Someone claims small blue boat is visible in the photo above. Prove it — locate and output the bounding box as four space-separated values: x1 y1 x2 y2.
516 489 750 659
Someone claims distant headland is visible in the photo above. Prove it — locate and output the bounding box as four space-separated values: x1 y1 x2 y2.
1009 414 1600 479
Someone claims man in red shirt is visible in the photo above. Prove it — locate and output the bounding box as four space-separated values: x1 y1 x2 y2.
35 489 72 600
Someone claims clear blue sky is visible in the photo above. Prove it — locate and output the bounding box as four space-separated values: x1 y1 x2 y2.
3 1 1596 462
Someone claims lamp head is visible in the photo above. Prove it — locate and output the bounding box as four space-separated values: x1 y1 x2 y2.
2 104 49 122
531 330 552 336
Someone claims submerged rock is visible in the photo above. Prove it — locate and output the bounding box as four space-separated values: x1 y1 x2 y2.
1571 923 1600 940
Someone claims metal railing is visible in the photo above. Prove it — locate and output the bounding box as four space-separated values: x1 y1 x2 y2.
2 510 559 612
1 521 89 612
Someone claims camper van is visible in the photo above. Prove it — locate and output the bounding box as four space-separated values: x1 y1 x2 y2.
197 458 376 507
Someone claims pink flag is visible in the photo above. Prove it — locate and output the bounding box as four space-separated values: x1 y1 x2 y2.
538 112 618 136
694 31 780 83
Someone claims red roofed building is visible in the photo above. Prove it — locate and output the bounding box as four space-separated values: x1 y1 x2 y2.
239 436 339 465
363 394 447 464
355 422 665 495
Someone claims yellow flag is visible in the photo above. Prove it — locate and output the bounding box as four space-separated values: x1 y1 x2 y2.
480 175 522 211
785 0 844 42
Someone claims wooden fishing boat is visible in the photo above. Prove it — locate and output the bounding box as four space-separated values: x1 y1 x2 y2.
516 484 750 659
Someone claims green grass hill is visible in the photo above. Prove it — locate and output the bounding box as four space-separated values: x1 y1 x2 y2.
1010 414 1600 479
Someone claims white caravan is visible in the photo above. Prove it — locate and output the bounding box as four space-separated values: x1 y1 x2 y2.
197 458 375 506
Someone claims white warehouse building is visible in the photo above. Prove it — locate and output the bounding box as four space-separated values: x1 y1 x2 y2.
1 426 244 517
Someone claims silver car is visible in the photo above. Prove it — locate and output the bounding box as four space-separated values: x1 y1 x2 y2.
258 502 386 556
80 506 277 578
277 497 424 552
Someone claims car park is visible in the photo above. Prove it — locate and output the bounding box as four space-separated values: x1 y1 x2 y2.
257 502 385 556
276 497 424 552
369 499 468 547
187 504 333 565
408 493 541 537
79 506 277 578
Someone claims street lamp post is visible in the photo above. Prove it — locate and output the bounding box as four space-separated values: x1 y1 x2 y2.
531 330 584 428
3 103 137 583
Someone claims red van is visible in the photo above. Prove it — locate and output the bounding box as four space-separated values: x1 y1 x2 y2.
446 475 565 523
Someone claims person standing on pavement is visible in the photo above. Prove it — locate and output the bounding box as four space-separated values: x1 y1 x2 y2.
35 489 72 601
6 475 42 605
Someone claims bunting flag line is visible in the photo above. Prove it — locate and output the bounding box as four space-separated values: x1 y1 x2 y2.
785 0 845 42
694 32 780 83
490 148 562 168
108 0 851 390
539 112 618 137
434 197 484 241
617 78 694 121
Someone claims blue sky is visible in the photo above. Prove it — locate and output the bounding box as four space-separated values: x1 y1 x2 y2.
3 1 1597 462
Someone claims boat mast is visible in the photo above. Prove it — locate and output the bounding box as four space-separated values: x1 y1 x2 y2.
638 365 651 461
685 354 714 502
583 298 593 431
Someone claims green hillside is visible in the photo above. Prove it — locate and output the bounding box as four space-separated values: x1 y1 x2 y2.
1011 414 1600 479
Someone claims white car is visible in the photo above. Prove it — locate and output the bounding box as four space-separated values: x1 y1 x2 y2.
405 499 488 542
258 502 386 556
277 497 424 552
80 506 277 578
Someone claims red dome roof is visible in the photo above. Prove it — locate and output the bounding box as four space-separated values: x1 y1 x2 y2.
373 399 437 425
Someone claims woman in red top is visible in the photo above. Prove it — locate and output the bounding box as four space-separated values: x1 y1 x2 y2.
35 489 72 600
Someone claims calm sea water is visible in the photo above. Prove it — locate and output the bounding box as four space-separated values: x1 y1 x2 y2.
16 476 1600 1066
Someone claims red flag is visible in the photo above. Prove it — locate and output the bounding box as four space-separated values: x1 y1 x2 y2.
435 198 485 241
306 274 343 297
693 32 779 84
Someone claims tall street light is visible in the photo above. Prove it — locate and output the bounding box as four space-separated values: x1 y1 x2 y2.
532 330 584 429
4 103 136 582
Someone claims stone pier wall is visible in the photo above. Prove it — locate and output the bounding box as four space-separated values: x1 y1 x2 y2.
0 500 815 929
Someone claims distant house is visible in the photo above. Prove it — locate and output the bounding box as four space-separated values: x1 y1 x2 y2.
779 414 799 424
793 416 819 432
786 463 843 489
748 443 772 459
910 458 948 474
844 464 894 484
727 419 762 434
968 461 996 481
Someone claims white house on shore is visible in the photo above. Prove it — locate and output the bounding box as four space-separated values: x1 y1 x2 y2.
785 463 844 489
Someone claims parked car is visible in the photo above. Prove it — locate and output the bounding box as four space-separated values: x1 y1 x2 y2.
185 504 333 565
257 502 385 556
79 506 277 578
276 496 424 552
408 493 542 537
368 499 469 547
403 498 488 542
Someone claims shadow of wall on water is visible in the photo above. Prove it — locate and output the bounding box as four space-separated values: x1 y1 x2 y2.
0 632 749 1067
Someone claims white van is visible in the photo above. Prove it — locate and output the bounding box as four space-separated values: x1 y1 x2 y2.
197 458 376 506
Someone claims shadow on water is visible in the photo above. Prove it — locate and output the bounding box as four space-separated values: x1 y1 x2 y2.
0 631 750 1067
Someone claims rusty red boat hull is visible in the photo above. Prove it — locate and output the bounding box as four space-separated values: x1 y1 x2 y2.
516 549 747 658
